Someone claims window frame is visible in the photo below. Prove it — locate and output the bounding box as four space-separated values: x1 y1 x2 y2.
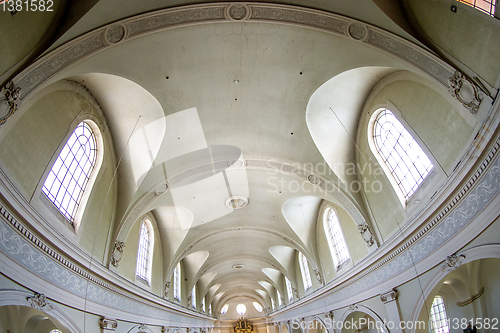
429 295 450 333
173 262 181 302
191 284 197 309
34 117 104 234
298 252 312 292
135 218 154 285
368 106 439 208
324 207 351 271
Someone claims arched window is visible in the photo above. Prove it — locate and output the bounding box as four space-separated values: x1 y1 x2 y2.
285 276 293 301
429 296 450 333
42 121 98 224
209 303 212 315
324 208 350 270
173 263 181 301
49 330 62 333
271 297 275 310
457 0 495 16
221 304 229 315
201 296 206 312
253 302 263 312
191 285 197 308
277 290 282 307
299 253 312 291
136 221 152 281
372 109 433 204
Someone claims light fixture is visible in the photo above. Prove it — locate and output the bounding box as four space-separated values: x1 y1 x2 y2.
232 264 245 269
234 80 239 83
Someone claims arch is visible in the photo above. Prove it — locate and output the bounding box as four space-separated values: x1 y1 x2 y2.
0 290 82 333
339 305 388 333
409 244 500 331
369 108 434 205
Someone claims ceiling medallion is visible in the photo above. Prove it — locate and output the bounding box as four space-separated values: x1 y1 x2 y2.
232 264 245 269
226 196 249 210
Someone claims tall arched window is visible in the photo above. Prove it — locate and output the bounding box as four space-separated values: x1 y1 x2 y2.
201 296 206 313
42 121 98 223
372 109 433 204
173 263 181 301
285 276 293 301
209 303 212 315
277 290 282 307
221 303 229 315
299 253 312 291
136 220 153 282
429 296 450 333
191 285 197 309
324 208 350 270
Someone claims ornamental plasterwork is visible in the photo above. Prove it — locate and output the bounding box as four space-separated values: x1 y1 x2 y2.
314 269 323 285
443 253 466 272
165 281 170 295
110 241 126 267
11 3 457 107
380 290 398 304
26 292 52 311
267 134 500 322
0 81 21 125
358 223 375 247
1 127 500 323
115 157 367 245
448 71 483 114
99 317 118 331
347 304 358 312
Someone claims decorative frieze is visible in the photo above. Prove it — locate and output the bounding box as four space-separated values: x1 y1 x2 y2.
0 81 22 125
380 290 398 304
110 241 126 267
99 317 118 331
26 292 52 311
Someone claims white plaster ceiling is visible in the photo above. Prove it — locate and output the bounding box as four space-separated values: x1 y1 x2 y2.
41 1 434 320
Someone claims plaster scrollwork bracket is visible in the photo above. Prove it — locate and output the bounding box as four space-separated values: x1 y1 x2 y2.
26 293 52 311
0 81 22 125
314 269 324 285
110 241 126 268
99 317 118 331
164 281 170 296
380 289 399 304
358 223 375 247
161 327 168 333
443 253 466 272
292 287 299 299
448 71 482 115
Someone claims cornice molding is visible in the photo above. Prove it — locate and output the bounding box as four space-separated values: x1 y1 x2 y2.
6 2 469 125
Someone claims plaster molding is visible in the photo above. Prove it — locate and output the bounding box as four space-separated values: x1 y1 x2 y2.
448 71 483 114
442 253 466 272
99 317 118 331
379 289 398 304
110 241 126 268
357 223 375 247
11 3 459 112
313 269 324 285
0 81 22 125
26 292 52 311
2 127 500 325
